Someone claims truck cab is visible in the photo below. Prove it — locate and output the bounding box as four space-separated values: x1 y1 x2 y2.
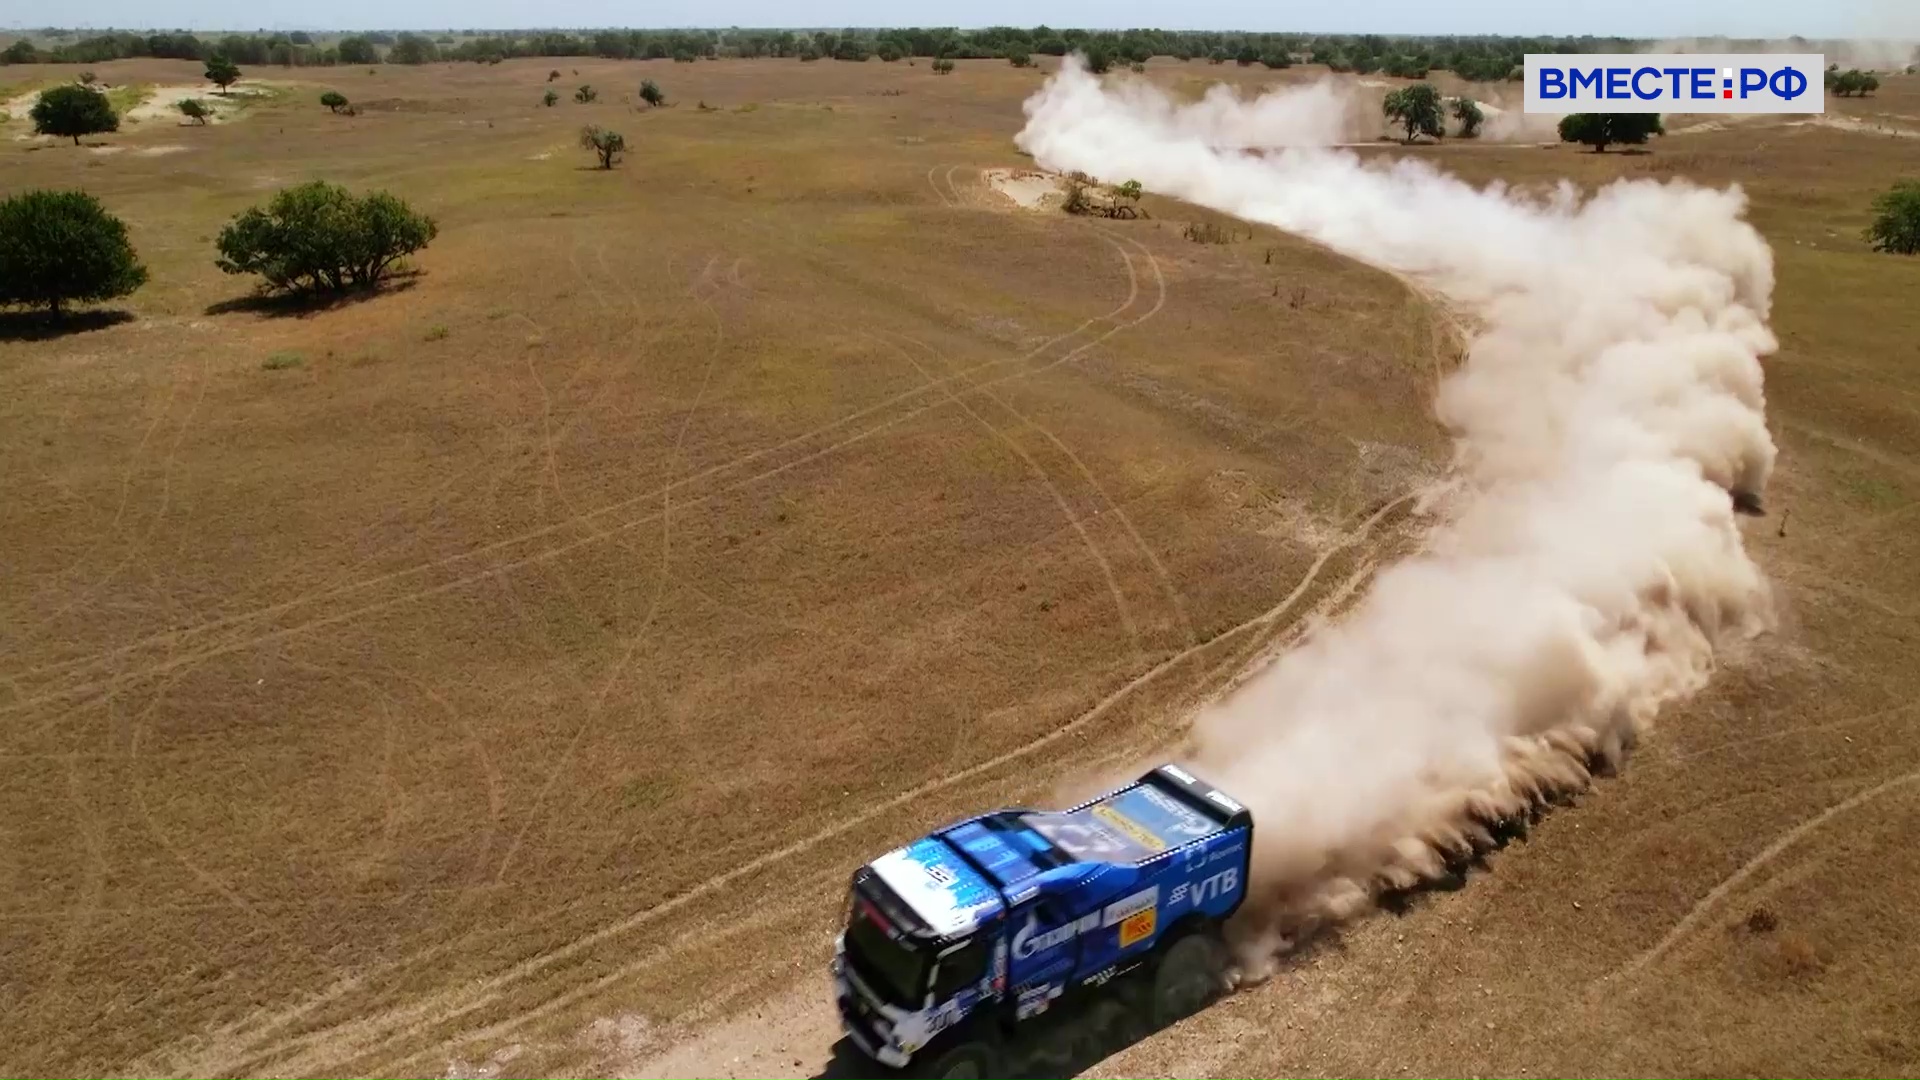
832 763 1253 1076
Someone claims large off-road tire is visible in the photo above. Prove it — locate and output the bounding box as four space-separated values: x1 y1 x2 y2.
1149 929 1226 1030
908 1038 1000 1080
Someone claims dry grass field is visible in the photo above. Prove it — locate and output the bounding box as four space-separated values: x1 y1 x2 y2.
1 53 1917 1079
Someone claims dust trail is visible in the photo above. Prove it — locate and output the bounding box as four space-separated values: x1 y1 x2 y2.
1017 57 1778 973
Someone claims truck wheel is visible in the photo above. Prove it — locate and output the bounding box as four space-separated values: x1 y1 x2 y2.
1149 930 1226 1030
909 1039 999 1079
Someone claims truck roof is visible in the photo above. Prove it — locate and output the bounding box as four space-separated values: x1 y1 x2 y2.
860 764 1250 942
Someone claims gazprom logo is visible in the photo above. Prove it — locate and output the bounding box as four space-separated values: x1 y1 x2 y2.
1524 53 1823 114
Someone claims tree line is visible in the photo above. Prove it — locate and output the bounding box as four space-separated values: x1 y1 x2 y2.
1 28 1643 80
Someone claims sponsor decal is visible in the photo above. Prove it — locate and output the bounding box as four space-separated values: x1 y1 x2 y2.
1093 804 1169 853
1167 882 1190 908
1011 910 1100 960
1205 788 1244 814
1118 907 1157 948
1102 886 1159 926
1161 763 1199 784
1193 868 1240 906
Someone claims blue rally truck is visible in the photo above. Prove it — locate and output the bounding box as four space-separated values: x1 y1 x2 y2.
831 763 1253 1076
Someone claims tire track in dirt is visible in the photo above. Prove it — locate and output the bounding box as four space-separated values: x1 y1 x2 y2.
871 329 1147 662
489 249 735 887
1598 765 1920 992
2 237 1163 727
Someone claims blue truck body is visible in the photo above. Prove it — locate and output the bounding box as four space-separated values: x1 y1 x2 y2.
832 763 1253 1070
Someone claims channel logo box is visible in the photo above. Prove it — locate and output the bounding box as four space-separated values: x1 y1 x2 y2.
1524 53 1824 113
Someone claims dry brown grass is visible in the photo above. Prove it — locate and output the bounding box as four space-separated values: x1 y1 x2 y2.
0 55 1443 1077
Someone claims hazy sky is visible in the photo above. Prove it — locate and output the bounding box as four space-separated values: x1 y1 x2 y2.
7 0 1918 39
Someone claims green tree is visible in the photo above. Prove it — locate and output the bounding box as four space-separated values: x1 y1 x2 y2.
1115 179 1143 202
215 180 437 295
639 79 666 106
542 89 558 106
1557 112 1663 152
204 53 241 92
0 189 148 316
1260 51 1291 69
1007 49 1032 67
579 125 626 168
574 84 596 103
1235 44 1258 65
1082 47 1111 74
1452 96 1484 137
320 90 349 113
177 97 211 124
1865 180 1920 255
336 35 378 64
30 84 118 145
1382 83 1445 143
3 39 38 64
931 57 955 74
877 43 902 62
387 33 438 64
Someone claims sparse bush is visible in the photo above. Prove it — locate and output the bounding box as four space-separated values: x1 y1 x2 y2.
1182 220 1233 244
1130 62 1146 74
320 90 349 113
1383 83 1445 143
574 84 597 103
1452 96 1484 138
177 97 211 124
262 350 303 370
548 69 561 81
78 70 98 85
639 79 666 107
205 53 241 92
579 124 626 169
1007 50 1032 68
1866 180 1920 255
1115 179 1143 202
32 84 120 145
0 189 148 316
877 44 902 62
542 89 559 107
1260 52 1291 69
672 48 696 63
1828 68 1880 97
1746 906 1779 934
931 57 955 74
1557 112 1663 152
1773 932 1826 978
215 180 437 295
423 324 449 341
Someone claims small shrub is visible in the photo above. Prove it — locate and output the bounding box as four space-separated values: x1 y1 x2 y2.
1746 906 1779 934
215 180 437 295
79 71 99 85
423 324 448 341
1130 62 1146 73
1866 180 1920 255
1182 220 1233 244
177 97 211 124
542 89 558 107
262 350 303 370
30 84 118 145
1007 50 1033 68
1774 932 1826 978
574 84 597 103
1558 112 1663 152
320 90 349 113
548 69 561 82
1115 179 1143 202
1452 96 1484 138
0 189 148 316
639 79 666 107
579 124 626 169
931 57 955 75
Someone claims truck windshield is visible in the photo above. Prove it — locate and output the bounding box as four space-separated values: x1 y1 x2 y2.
844 903 929 1009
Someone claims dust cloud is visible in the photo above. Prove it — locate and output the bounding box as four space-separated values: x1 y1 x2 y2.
1016 57 1779 974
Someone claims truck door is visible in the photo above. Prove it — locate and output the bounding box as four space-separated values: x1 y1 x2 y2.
1007 899 1081 1019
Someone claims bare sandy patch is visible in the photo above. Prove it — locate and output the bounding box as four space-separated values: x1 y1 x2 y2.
125 83 271 124
136 144 188 156
1793 114 1920 138
985 167 1063 210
